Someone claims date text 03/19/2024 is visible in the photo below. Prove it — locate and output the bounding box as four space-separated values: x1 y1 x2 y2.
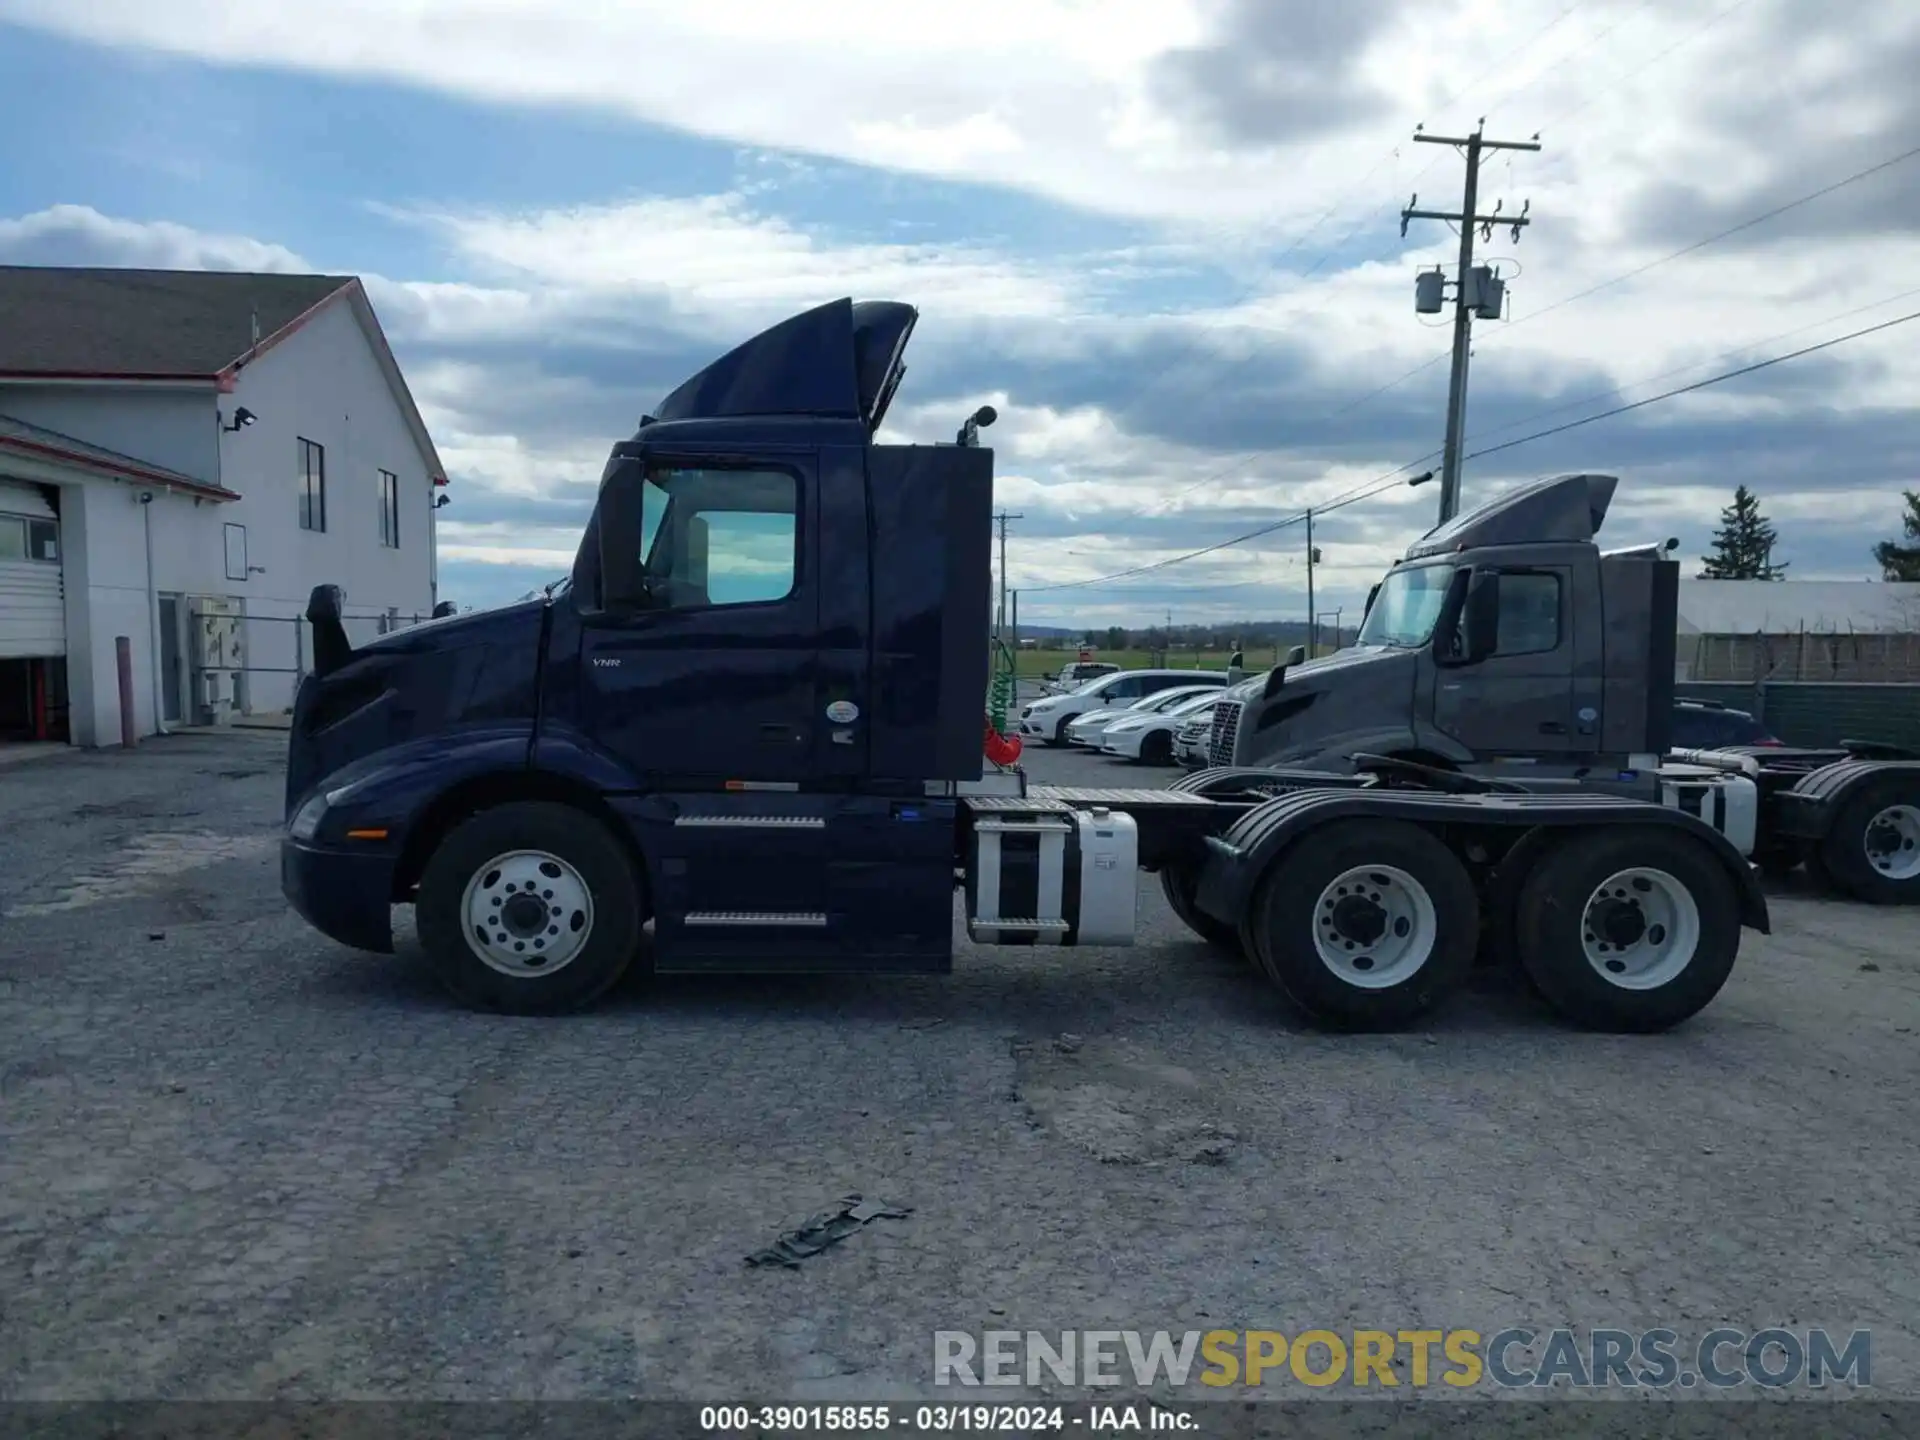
698 1404 1195 1432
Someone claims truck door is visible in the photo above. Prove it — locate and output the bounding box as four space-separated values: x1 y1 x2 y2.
579 455 819 782
1432 565 1578 756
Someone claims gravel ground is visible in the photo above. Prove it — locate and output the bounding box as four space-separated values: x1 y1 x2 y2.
1 723 1916 1410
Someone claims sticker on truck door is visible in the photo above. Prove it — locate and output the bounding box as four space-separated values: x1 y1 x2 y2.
826 700 859 724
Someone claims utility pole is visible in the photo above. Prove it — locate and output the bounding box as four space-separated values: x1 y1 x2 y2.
1403 118 1539 524
1305 508 1316 658
993 511 1023 637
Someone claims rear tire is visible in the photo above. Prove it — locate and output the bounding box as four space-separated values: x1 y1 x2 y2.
1514 827 1740 1033
1160 863 1242 955
1247 820 1479 1030
416 801 644 1014
1818 776 1920 905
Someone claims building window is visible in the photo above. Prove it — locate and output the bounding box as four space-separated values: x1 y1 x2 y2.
0 515 57 562
299 437 327 532
378 469 400 548
224 523 249 581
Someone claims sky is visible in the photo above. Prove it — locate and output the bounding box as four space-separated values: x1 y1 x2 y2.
1 0 1916 628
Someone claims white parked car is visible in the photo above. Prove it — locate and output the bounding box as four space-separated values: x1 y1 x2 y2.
1017 669 1228 746
1045 661 1120 694
1063 684 1221 747
1099 692 1222 765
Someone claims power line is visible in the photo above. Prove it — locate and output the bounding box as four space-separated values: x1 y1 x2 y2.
1456 282 1920 450
1498 140 1920 335
1461 305 1920 463
1023 303 1920 593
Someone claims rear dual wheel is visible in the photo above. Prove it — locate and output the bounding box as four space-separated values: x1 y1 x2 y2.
1819 777 1920 905
1514 827 1742 1032
1246 820 1479 1030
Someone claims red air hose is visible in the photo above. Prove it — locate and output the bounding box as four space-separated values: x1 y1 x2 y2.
984 718 1023 767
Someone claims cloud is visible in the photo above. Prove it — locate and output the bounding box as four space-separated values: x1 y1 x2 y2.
1149 0 1406 148
6 0 1920 623
0 203 310 272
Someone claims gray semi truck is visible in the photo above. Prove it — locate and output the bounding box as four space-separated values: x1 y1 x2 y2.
1208 472 1920 904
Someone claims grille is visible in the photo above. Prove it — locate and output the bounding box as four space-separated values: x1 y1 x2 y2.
1208 701 1243 767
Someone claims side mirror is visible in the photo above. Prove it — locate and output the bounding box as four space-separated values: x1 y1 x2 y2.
1457 571 1501 665
594 463 650 612
1285 644 1307 668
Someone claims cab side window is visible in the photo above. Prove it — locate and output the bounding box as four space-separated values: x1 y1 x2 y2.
640 466 797 610
1454 571 1562 659
1494 573 1562 656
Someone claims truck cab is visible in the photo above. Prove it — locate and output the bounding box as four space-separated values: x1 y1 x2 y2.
1213 472 1678 781
283 298 997 1002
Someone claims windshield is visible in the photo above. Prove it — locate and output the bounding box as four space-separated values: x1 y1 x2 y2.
1165 692 1220 718
1356 563 1455 648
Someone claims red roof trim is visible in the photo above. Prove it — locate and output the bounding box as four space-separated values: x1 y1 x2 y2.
217 281 354 381
0 433 239 501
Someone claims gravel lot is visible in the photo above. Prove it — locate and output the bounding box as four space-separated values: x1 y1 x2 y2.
2 723 1916 1408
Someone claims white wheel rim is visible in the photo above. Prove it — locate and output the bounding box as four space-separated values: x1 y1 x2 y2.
1311 865 1438 988
1581 868 1700 991
1863 804 1920 882
460 849 595 977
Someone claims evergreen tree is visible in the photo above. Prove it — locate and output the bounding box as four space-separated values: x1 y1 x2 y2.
1698 485 1787 580
1872 490 1920 582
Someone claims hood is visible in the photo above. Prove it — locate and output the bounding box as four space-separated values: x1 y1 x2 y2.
355 596 547 659
1233 644 1420 764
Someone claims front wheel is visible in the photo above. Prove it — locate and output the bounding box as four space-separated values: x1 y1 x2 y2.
1514 827 1741 1032
415 801 645 1014
1246 819 1479 1030
1138 730 1174 766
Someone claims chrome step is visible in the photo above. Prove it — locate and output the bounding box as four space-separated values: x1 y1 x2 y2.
682 911 829 928
673 815 826 829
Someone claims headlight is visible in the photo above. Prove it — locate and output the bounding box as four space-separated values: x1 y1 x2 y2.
289 792 330 841
288 779 368 841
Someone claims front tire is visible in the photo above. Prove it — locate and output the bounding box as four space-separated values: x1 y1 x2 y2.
1819 777 1920 905
416 801 644 1014
1138 730 1174 766
1514 827 1741 1032
1246 820 1479 1030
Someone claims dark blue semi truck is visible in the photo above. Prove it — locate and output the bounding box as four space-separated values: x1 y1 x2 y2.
281 297 1775 1032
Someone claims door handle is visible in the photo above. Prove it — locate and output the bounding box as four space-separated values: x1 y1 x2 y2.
1539 721 1567 735
760 723 804 744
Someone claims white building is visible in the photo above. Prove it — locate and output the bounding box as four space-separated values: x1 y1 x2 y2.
0 266 446 746
1675 579 1920 683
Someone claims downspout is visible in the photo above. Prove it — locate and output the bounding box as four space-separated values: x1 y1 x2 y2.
141 491 167 736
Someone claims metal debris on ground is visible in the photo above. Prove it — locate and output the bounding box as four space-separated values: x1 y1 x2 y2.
745 1194 912 1269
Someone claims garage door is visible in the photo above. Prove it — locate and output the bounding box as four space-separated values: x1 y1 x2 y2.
0 477 65 658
